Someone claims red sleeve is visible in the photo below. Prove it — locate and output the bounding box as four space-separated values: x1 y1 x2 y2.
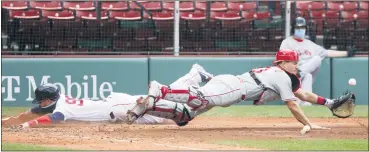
24 115 52 128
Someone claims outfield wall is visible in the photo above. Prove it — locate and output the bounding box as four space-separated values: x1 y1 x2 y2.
2 57 367 106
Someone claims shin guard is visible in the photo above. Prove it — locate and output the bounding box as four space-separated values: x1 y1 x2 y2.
149 81 208 110
126 96 157 124
146 98 193 123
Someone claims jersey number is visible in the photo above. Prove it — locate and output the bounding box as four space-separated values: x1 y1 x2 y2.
252 67 271 73
65 96 84 106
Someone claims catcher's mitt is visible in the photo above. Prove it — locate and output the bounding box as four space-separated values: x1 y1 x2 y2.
347 46 357 57
330 91 356 118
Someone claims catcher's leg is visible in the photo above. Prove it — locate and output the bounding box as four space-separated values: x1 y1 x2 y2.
110 101 167 124
127 98 195 126
170 63 214 88
148 80 210 109
199 75 246 107
126 81 208 124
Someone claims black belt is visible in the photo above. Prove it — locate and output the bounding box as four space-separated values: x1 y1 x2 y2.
249 71 267 91
249 71 267 105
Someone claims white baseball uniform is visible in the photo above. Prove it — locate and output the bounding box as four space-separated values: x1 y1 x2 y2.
140 66 301 123
51 93 165 124
31 64 207 124
279 36 328 105
196 66 300 114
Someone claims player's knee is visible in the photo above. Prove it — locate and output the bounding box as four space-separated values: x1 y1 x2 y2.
303 73 312 81
310 56 323 67
301 73 313 91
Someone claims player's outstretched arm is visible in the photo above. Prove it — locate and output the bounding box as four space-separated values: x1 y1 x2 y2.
294 88 319 104
19 112 65 128
285 100 331 132
327 45 357 57
2 110 42 126
3 104 59 126
327 50 348 57
294 88 334 108
285 100 312 126
285 100 327 134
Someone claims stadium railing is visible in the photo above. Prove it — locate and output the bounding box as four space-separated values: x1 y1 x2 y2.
1 1 368 55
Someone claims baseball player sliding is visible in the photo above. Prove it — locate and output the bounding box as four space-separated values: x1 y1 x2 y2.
2 64 214 128
127 49 355 133
280 17 357 106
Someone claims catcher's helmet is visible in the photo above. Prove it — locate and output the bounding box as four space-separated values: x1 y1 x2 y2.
295 17 306 28
32 84 60 104
273 49 299 64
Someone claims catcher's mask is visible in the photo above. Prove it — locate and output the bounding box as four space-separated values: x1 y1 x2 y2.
32 84 60 108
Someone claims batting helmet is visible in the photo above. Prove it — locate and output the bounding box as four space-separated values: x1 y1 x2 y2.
32 84 60 104
295 17 306 28
273 49 299 64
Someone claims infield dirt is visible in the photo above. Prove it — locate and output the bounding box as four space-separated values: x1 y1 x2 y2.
2 117 368 150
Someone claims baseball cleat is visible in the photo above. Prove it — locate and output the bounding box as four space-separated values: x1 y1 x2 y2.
109 112 118 123
175 121 189 127
192 63 213 82
126 110 138 125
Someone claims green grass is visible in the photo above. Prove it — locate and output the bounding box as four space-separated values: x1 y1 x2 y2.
215 139 369 150
201 105 368 118
2 107 29 117
2 106 368 118
2 142 71 151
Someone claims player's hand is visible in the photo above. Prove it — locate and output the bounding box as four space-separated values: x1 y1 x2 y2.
300 125 311 135
347 46 357 57
10 123 29 130
300 124 331 135
310 124 331 130
21 122 30 129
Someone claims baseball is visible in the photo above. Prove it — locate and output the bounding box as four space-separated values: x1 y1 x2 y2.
348 78 356 86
